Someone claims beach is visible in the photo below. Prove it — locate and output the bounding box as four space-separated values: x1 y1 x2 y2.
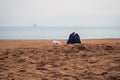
0 39 120 80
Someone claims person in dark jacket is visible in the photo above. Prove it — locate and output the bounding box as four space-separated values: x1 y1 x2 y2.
75 33 81 43
67 32 81 44
67 32 75 44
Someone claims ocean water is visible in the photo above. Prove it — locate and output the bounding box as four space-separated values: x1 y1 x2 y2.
0 27 120 40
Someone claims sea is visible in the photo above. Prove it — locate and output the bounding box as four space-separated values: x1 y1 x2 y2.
0 27 120 40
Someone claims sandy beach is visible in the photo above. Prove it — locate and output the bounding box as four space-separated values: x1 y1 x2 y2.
0 39 120 80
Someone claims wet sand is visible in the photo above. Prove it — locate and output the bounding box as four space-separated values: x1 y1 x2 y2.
0 39 120 80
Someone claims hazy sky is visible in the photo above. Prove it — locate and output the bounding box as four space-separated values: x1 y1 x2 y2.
0 0 120 27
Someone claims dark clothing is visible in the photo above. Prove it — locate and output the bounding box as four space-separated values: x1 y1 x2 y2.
75 34 81 43
67 32 81 44
68 32 76 44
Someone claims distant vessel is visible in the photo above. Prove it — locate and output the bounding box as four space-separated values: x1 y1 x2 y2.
33 24 37 27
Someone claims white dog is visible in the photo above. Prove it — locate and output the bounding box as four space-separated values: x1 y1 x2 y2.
52 40 61 45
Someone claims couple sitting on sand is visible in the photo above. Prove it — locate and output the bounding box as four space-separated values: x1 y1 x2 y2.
67 32 81 44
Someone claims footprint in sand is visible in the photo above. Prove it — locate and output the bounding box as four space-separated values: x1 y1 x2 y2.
105 46 113 50
36 67 48 70
18 68 26 72
62 75 79 80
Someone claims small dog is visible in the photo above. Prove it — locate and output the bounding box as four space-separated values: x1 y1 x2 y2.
52 40 61 45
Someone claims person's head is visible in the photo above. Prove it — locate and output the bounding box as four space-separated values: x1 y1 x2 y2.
75 33 79 36
72 32 75 34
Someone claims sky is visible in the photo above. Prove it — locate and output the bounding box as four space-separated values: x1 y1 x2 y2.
0 0 120 27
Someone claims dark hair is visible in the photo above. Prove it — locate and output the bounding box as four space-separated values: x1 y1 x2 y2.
75 33 79 36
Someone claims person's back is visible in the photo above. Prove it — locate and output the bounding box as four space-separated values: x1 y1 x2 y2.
75 33 81 43
67 32 76 44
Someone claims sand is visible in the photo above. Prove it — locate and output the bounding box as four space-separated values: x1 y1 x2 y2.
0 39 120 80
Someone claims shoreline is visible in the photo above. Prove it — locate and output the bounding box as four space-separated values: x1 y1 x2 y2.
0 38 120 48
0 38 119 40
